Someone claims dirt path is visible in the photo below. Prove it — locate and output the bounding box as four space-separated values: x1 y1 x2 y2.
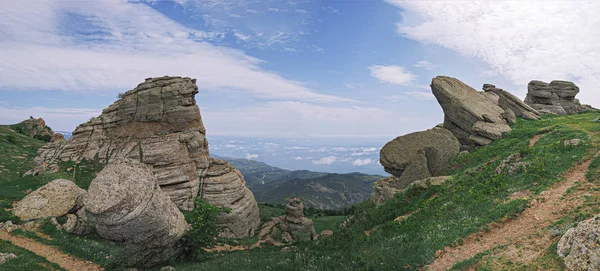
0 231 103 271
529 134 544 147
427 155 596 271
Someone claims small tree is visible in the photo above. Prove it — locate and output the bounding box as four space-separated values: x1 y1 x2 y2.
178 199 230 260
117 92 125 99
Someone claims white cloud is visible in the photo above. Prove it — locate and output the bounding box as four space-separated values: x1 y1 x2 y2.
295 9 308 14
363 147 377 152
386 91 435 102
233 30 252 41
0 1 353 103
344 83 356 89
245 153 259 159
267 7 281 12
387 0 600 106
352 158 373 166
369 65 416 85
413 60 438 70
313 156 337 165
307 45 324 53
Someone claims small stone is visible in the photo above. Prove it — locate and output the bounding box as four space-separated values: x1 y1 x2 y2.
564 139 581 146
159 266 175 271
0 252 17 265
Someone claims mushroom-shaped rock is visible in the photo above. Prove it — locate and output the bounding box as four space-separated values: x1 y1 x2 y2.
379 128 459 188
284 198 318 241
13 179 85 221
198 158 261 238
84 163 186 267
431 76 512 148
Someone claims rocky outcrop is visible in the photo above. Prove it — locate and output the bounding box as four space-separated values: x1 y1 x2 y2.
525 80 587 115
13 179 85 221
379 128 459 188
84 163 187 267
198 158 261 238
29 76 209 211
482 84 540 120
431 76 513 148
558 214 600 271
373 176 450 204
12 117 57 142
258 198 318 242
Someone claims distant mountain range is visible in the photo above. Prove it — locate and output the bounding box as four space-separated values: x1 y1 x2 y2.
213 155 385 210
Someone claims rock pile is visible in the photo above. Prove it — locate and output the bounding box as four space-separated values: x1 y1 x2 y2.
199 158 261 238
482 84 540 120
558 214 600 271
258 198 318 242
84 163 187 267
27 76 261 239
12 179 85 221
525 80 587 115
0 253 17 265
431 76 513 148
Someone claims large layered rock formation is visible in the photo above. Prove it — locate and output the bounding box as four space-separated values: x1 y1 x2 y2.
524 80 586 115
30 76 208 210
85 163 187 267
27 76 261 239
199 158 261 238
557 214 600 270
380 128 460 186
431 76 513 148
13 179 85 221
482 84 540 120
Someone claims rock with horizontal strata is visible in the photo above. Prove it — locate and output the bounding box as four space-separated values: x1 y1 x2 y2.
431 76 512 148
28 76 209 211
84 162 187 267
198 158 261 238
525 80 587 115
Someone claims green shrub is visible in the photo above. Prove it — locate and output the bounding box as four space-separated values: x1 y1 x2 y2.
33 134 52 142
6 134 16 144
178 199 230 260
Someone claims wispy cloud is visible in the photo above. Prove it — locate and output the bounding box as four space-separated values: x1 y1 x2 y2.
413 60 439 70
387 0 600 105
352 158 373 166
245 153 259 159
0 1 353 103
313 156 337 165
369 65 416 85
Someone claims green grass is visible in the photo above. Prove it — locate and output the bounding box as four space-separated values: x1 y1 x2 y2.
311 216 347 234
258 204 286 221
0 239 64 270
164 111 600 270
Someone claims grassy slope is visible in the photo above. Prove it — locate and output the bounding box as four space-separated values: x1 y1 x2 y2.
168 111 600 270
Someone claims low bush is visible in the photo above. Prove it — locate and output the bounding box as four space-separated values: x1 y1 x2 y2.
178 199 230 260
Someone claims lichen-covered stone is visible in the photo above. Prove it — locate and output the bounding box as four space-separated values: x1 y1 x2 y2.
13 179 85 221
558 214 600 271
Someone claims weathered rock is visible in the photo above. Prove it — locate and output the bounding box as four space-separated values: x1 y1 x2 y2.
12 117 56 142
29 76 210 211
52 208 90 235
564 138 582 147
0 221 20 233
483 84 540 120
431 76 512 148
0 252 17 265
379 128 459 187
13 179 85 221
495 153 527 175
84 163 187 267
558 214 600 270
594 115 600 122
320 230 333 238
372 176 451 204
525 80 587 115
198 158 261 238
258 198 318 242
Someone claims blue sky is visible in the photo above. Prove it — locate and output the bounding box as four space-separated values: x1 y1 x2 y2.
1 1 599 173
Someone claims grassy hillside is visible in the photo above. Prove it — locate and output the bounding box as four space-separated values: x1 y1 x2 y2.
216 155 383 209
167 111 600 270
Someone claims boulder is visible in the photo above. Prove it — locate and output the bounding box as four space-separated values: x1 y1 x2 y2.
525 80 587 115
558 214 600 270
198 158 261 238
379 128 459 187
482 84 540 120
431 76 512 148
495 153 527 175
257 198 318 242
13 179 85 221
51 208 90 235
29 76 210 211
0 252 17 265
84 162 187 267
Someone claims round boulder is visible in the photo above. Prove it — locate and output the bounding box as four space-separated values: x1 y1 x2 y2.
13 179 85 221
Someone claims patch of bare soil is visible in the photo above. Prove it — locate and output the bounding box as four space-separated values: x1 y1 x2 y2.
427 154 597 271
529 134 544 147
203 238 285 253
0 231 103 271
